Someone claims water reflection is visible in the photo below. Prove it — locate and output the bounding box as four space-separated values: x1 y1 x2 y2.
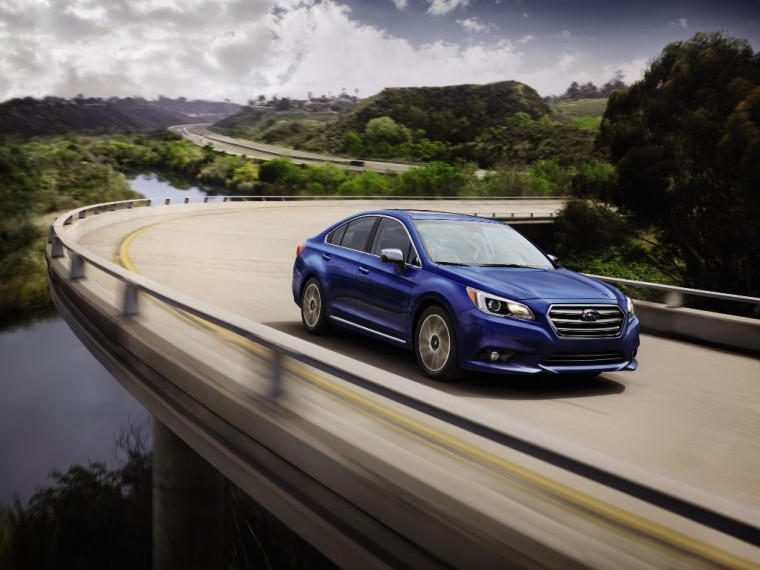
0 315 148 508
128 171 223 201
0 173 197 508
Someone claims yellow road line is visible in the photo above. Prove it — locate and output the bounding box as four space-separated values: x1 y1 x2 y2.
117 217 756 569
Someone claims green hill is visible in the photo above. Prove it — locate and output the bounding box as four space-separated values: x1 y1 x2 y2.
335 80 550 144
0 96 241 138
214 81 601 167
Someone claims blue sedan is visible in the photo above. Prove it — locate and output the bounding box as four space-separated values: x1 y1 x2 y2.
292 209 640 381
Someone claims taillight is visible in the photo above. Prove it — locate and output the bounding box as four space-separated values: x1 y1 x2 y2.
296 244 306 257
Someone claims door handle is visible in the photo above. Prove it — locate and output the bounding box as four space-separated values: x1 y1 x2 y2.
358 266 370 275
322 253 331 261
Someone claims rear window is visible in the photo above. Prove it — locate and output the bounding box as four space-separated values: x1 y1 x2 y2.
326 223 347 245
327 216 377 252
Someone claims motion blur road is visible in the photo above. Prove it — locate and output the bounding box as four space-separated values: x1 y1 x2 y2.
79 200 760 510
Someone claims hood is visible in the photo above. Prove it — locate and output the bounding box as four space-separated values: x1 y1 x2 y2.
436 266 620 301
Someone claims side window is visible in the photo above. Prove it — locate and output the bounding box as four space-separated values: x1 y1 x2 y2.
340 216 377 252
370 218 416 264
326 223 347 245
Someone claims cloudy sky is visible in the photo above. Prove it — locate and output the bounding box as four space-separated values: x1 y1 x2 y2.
0 0 758 103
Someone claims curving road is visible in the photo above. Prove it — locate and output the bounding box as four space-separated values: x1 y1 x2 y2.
75 199 760 517
172 123 416 174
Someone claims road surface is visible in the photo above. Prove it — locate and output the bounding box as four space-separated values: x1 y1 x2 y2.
76 200 760 513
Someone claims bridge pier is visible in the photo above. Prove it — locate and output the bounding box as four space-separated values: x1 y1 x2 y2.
152 418 225 569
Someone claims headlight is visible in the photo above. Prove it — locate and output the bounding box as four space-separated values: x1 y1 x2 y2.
626 296 635 321
466 287 534 320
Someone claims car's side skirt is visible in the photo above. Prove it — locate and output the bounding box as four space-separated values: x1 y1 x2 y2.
330 316 407 345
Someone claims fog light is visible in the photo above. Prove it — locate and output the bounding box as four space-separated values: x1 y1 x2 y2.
479 349 517 364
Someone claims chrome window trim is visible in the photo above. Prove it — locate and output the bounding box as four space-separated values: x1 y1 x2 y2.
324 214 422 269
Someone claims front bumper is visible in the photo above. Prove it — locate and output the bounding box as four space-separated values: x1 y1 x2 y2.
456 307 640 376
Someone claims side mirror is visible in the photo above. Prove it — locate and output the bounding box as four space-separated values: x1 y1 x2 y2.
547 254 560 267
381 248 407 274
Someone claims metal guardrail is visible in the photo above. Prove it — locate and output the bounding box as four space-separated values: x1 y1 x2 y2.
586 274 760 309
47 198 760 548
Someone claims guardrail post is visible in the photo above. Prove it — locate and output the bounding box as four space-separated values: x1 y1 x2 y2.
70 254 85 280
146 199 152 207
110 203 117 211
123 284 139 316
184 198 189 204
165 198 171 206
47 226 55 244
79 210 87 220
127 201 134 209
665 291 684 308
51 236 64 258
223 196 228 203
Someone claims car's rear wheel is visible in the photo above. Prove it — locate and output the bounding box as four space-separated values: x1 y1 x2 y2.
415 306 462 382
301 278 331 335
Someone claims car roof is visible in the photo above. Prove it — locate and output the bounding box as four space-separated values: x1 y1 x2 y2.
376 209 501 223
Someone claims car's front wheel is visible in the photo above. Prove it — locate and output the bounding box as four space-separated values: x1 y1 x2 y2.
301 278 331 335
415 306 462 382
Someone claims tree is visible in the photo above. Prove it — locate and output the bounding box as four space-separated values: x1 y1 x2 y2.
257 157 301 190
398 161 477 197
364 116 411 147
600 70 628 97
578 82 600 98
597 31 760 297
1 423 152 569
564 81 580 99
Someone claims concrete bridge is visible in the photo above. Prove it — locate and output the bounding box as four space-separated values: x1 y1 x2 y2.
46 197 760 569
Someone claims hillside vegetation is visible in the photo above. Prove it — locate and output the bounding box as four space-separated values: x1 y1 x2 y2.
215 81 599 167
0 96 241 138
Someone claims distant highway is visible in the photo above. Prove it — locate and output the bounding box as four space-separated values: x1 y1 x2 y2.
170 123 489 178
171 123 414 174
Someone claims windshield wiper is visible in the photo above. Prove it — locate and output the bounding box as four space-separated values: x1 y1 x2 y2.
436 261 472 266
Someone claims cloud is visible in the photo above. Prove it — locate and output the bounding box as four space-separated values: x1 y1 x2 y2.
426 0 470 16
670 18 688 29
265 5 523 97
557 51 577 70
391 0 408 9
0 0 652 103
456 17 496 34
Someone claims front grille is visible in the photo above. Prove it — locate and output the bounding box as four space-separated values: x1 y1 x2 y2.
541 351 626 366
548 304 624 338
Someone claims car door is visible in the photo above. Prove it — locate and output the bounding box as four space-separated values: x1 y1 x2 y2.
320 215 378 320
354 217 418 344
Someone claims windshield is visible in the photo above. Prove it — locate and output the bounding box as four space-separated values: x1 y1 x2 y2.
414 219 554 269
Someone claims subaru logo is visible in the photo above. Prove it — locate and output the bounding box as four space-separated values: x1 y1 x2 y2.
581 309 601 322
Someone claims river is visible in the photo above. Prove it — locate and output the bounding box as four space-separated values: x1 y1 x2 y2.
0 173 214 508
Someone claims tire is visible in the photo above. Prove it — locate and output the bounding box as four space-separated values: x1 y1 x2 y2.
301 278 331 335
414 306 462 382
